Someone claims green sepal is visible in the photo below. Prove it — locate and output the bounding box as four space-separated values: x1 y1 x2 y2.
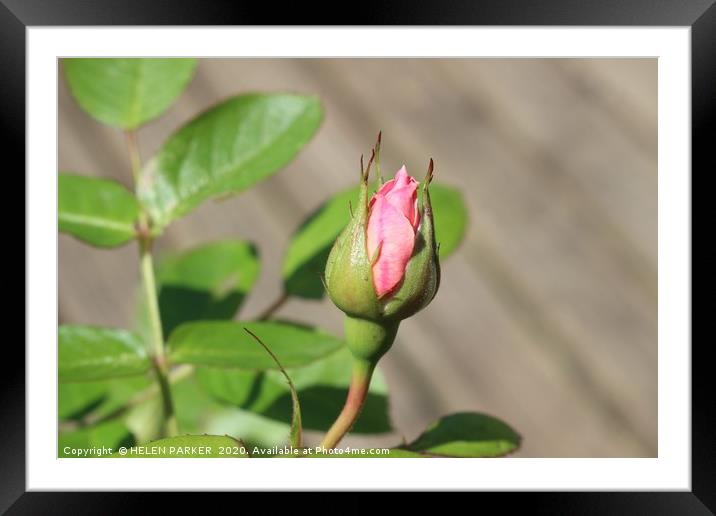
382 170 441 320
324 178 382 320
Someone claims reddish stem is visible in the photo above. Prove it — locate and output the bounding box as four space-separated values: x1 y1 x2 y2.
319 359 375 449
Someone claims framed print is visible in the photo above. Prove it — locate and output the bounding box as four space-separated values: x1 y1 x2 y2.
5 0 709 511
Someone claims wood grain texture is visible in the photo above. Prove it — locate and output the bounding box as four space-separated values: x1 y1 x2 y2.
58 58 657 457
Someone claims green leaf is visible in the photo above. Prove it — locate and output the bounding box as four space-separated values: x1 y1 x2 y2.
282 182 467 299
401 412 521 457
425 184 469 258
58 382 109 420
171 374 224 434
304 412 520 459
169 374 297 449
167 321 342 370
59 420 135 457
156 240 260 336
59 376 152 422
114 435 249 458
170 373 309 449
124 397 164 445
59 173 140 247
204 408 302 450
94 376 154 416
196 347 391 434
63 58 197 129
243 328 302 448
59 325 151 382
138 93 323 230
282 187 355 299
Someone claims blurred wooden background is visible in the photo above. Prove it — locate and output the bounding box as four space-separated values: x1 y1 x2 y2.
58 58 657 457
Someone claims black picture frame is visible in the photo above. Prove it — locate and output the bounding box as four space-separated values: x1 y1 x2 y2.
3 0 708 512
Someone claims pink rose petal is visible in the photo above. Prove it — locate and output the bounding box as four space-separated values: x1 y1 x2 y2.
385 182 419 229
370 165 419 229
366 193 417 297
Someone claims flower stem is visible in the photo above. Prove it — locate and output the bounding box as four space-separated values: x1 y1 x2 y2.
319 358 375 449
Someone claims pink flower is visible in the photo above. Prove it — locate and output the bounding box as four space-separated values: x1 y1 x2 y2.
325 134 439 325
366 166 420 297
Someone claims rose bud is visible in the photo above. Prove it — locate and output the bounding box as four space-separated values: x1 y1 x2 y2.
373 162 440 322
324 136 440 364
320 134 441 449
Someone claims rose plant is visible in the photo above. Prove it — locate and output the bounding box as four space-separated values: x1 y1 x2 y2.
58 58 520 458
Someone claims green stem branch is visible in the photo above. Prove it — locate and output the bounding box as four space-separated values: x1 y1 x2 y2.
140 240 164 360
256 291 289 321
126 128 178 437
139 229 178 437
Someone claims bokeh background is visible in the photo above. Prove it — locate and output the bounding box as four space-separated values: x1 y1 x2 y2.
58 58 657 457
